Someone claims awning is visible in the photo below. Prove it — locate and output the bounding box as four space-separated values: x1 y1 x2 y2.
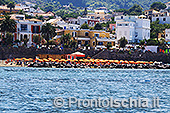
71 52 85 57
75 37 90 41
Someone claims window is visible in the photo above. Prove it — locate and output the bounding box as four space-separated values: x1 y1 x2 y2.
78 40 81 44
21 24 27 31
156 18 159 21
93 41 95 46
125 24 128 26
98 42 103 45
34 21 37 23
72 32 77 37
85 41 89 45
107 42 111 44
121 16 123 19
33 26 40 33
85 32 89 36
94 34 99 38
124 31 127 35
166 34 168 37
149 11 152 14
163 18 166 21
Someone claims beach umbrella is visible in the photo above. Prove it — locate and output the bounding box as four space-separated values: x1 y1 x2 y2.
48 58 53 60
61 59 66 62
74 59 78 62
124 60 129 64
22 58 26 60
25 59 30 62
29 58 33 60
90 59 94 62
43 58 49 62
55 59 59 61
129 61 135 64
15 58 21 61
79 59 84 62
120 60 124 64
109 60 114 63
87 57 91 59
105 59 109 62
149 61 153 64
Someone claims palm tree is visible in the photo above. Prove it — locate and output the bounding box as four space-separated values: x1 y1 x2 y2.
0 15 16 35
41 23 56 48
7 1 15 13
119 37 128 48
61 33 71 48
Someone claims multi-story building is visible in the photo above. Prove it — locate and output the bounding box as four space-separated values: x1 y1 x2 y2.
165 2 170 9
13 15 43 46
165 29 170 43
0 5 21 14
63 29 115 48
144 9 169 20
152 13 170 24
115 15 150 43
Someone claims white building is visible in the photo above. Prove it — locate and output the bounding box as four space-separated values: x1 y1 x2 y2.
165 29 170 42
152 16 170 24
13 15 43 46
115 15 150 43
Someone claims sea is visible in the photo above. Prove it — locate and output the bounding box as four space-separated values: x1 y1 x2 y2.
0 67 170 112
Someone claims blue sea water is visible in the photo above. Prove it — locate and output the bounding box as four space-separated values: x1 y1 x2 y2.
0 67 170 112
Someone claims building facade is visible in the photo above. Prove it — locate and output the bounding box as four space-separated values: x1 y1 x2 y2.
64 29 115 48
115 15 150 43
14 16 42 46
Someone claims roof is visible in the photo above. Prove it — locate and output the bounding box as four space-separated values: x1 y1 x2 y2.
72 52 85 55
0 5 21 11
27 18 42 22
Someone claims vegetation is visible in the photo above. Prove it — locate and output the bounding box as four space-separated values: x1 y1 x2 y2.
15 0 169 11
0 15 16 33
115 4 143 15
60 33 71 48
119 37 128 48
7 1 15 13
94 23 102 30
2 32 13 45
33 35 42 45
150 20 170 41
81 23 89 29
41 23 56 48
150 2 167 11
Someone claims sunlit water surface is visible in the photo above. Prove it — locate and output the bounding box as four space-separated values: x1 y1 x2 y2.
0 67 170 112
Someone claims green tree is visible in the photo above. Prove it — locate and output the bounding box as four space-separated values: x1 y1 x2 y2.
119 37 128 48
150 20 165 41
146 38 159 45
81 23 89 29
0 15 16 34
22 37 29 46
41 23 56 48
107 44 112 49
150 2 166 11
94 23 102 30
61 33 71 48
128 4 143 15
3 32 13 45
70 40 77 48
33 35 42 45
83 7 88 15
7 1 15 13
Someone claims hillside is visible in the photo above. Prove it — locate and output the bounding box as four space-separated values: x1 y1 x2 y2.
14 0 169 10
